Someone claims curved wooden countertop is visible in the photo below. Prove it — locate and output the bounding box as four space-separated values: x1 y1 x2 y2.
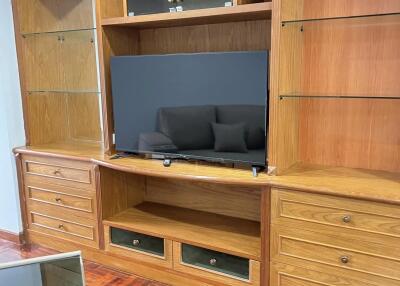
14 142 400 204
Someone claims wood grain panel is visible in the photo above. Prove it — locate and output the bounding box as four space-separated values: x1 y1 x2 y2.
281 0 400 22
272 20 303 173
299 99 400 172
270 262 379 286
22 154 96 190
173 241 261 286
104 225 173 268
25 161 92 184
61 30 99 91
300 15 400 98
277 235 400 281
26 93 69 145
139 20 270 54
145 177 261 221
30 212 94 239
272 189 400 237
17 0 95 34
66 93 102 142
27 186 94 214
100 0 125 19
99 167 145 219
23 34 62 91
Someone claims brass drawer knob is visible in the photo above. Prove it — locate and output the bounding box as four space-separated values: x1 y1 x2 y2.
209 258 217 266
340 256 350 264
55 198 62 203
133 239 140 246
58 224 64 230
342 215 352 223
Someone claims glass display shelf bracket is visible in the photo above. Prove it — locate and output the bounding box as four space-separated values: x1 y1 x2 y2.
281 12 400 26
279 95 400 100
21 27 96 37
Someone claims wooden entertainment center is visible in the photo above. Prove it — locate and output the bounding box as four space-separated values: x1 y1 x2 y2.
11 0 400 286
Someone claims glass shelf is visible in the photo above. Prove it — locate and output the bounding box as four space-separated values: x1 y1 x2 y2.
279 95 400 100
27 90 100 95
281 12 400 25
21 28 96 37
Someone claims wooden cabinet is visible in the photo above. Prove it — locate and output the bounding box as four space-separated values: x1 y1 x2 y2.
20 154 100 249
270 188 400 286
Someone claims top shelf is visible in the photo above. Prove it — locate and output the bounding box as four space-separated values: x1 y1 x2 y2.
101 2 272 29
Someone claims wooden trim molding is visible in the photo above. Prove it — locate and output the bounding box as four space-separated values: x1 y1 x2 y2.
0 229 24 245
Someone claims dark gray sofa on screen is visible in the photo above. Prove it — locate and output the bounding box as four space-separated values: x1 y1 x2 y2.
138 105 266 164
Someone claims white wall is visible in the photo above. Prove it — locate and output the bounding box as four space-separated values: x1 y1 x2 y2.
0 0 26 233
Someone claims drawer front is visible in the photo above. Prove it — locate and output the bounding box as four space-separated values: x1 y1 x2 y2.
272 226 400 280
272 189 400 238
173 242 260 286
29 212 98 248
22 155 95 190
27 185 94 214
270 262 379 286
104 226 172 268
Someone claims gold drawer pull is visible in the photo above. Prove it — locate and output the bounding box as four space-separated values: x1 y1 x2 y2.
58 224 65 230
55 198 62 203
209 258 217 266
133 239 140 246
340 256 350 264
342 215 352 223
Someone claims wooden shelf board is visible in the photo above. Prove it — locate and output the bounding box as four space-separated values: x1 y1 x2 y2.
270 163 400 205
13 143 400 204
101 2 272 28
103 202 261 260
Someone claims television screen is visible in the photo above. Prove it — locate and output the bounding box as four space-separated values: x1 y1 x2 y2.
110 51 268 166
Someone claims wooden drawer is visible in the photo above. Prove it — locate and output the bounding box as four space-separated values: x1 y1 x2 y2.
26 183 95 214
22 155 95 190
28 212 98 248
271 189 400 238
173 242 260 286
270 262 379 286
271 224 400 281
104 225 173 268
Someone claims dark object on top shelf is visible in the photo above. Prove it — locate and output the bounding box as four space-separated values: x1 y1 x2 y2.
127 0 233 16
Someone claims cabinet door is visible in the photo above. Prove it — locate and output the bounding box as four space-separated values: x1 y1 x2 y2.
60 30 98 91
23 33 63 91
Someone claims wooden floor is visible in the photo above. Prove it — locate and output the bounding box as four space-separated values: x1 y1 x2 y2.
0 238 167 286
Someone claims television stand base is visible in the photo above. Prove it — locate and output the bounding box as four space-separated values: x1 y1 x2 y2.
252 166 265 177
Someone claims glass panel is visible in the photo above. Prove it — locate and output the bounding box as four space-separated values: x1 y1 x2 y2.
22 29 98 93
0 254 84 286
110 227 165 257
127 0 232 16
181 244 249 280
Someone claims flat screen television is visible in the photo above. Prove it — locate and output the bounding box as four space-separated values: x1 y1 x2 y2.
110 51 268 167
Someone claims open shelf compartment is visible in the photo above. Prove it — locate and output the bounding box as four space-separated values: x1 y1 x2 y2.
103 202 261 260
100 168 262 261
